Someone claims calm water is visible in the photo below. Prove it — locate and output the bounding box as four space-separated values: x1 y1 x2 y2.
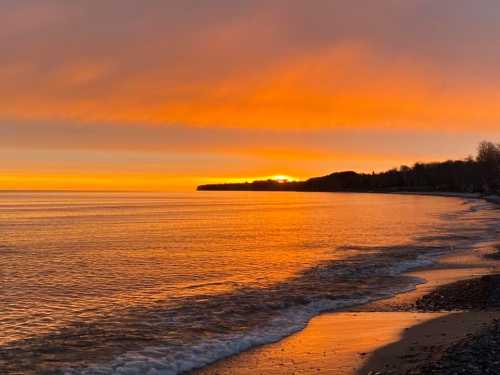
0 191 498 374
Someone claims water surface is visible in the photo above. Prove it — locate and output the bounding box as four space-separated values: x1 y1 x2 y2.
0 191 498 374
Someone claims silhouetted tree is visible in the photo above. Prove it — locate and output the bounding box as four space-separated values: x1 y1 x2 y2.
198 142 500 195
476 141 500 193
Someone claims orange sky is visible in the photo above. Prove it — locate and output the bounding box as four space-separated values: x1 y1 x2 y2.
2 1 500 190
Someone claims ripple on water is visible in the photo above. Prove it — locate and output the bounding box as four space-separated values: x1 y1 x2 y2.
0 192 498 374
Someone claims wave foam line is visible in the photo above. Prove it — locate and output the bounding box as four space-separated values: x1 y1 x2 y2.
65 257 433 375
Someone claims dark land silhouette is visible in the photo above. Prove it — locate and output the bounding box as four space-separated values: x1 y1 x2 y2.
198 141 500 195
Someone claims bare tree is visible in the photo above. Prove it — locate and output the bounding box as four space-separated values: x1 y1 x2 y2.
476 141 500 193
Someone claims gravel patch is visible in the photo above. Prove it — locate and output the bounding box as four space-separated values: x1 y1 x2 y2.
375 274 500 374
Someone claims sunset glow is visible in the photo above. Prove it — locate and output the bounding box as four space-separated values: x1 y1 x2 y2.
2 1 500 190
270 175 297 183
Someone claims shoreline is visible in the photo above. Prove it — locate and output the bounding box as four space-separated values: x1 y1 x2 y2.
2 193 497 375
194 240 500 375
359 244 500 374
189 193 500 374
387 191 500 205
198 189 500 205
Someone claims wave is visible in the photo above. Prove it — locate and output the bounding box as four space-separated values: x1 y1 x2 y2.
62 256 435 375
3 198 498 375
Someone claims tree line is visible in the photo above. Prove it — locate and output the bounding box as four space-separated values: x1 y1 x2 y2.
198 141 500 195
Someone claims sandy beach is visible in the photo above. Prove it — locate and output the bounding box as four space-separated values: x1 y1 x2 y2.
195 241 500 375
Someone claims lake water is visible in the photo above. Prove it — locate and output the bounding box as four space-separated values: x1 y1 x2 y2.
0 191 498 374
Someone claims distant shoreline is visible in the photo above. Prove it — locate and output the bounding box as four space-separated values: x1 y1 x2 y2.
199 188 500 205
199 142 500 197
388 191 500 205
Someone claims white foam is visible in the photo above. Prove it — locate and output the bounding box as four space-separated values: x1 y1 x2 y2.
63 256 436 375
64 297 370 375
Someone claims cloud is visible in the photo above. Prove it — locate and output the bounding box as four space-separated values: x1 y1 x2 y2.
3 1 500 190
2 1 500 130
5 119 496 162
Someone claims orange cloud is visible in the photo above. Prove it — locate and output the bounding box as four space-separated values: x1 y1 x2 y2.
2 1 500 191
2 44 500 131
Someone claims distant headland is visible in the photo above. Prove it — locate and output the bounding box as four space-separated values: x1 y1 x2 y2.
198 141 500 195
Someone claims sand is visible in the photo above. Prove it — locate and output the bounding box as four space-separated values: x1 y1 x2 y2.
195 311 446 374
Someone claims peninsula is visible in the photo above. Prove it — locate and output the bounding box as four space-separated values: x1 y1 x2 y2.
198 141 500 196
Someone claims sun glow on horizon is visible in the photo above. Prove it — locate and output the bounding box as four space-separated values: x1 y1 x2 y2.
269 175 297 183
209 175 300 185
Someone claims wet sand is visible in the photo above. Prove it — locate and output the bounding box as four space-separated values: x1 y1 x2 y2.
195 311 448 374
194 243 500 375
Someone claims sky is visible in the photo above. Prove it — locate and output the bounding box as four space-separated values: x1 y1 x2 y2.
3 0 500 190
